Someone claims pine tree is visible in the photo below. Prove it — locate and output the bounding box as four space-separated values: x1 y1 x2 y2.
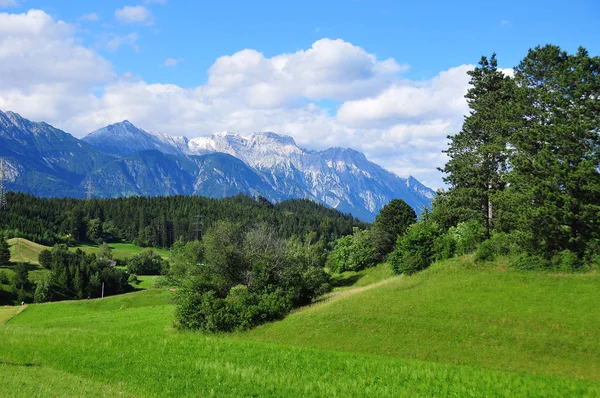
440 54 514 236
0 239 10 265
509 45 600 255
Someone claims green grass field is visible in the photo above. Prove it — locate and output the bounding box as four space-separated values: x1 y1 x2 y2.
7 238 170 264
0 257 599 396
7 238 47 265
74 243 170 261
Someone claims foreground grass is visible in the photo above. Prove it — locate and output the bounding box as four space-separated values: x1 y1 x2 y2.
0 362 132 398
242 257 600 382
0 258 599 396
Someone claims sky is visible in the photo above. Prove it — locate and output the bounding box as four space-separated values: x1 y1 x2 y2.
0 0 598 188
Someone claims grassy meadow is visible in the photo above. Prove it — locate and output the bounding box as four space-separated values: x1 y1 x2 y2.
7 238 169 265
1 257 599 396
75 243 170 261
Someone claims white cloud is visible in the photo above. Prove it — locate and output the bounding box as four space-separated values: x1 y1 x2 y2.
114 5 153 25
0 0 18 8
78 13 100 22
0 10 475 188
337 65 472 127
164 58 178 67
204 38 407 107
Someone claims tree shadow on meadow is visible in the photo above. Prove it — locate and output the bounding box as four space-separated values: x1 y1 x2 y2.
330 273 363 288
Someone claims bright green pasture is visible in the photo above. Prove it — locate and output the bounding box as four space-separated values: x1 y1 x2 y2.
74 243 170 260
0 257 599 396
244 257 600 381
7 238 47 265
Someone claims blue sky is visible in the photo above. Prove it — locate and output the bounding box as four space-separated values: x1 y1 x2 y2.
0 0 598 187
27 0 600 85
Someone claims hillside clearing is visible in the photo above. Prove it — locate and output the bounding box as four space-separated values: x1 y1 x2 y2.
6 238 169 264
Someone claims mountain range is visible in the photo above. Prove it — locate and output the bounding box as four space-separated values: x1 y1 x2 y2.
0 110 434 221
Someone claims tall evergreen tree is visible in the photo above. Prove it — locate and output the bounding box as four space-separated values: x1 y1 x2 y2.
509 45 600 255
0 240 10 265
440 54 514 236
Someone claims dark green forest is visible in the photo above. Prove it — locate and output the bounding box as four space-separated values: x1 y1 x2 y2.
0 193 365 248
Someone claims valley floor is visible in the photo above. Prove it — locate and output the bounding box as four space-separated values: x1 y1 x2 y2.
1 260 599 397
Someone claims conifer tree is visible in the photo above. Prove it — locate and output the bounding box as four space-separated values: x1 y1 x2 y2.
440 54 514 237
509 45 600 255
0 239 10 265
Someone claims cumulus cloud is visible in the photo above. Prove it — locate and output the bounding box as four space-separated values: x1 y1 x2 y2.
204 39 406 107
0 10 113 90
114 5 153 25
0 10 476 188
337 65 472 128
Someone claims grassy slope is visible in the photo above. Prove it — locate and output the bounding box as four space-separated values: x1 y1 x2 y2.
243 257 600 381
0 258 599 396
7 238 47 265
75 243 170 261
7 238 169 263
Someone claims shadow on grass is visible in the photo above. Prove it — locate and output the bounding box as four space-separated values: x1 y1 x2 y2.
0 361 40 368
1 263 44 271
331 274 363 288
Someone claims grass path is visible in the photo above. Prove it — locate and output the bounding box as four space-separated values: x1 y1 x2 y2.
0 306 25 324
313 275 400 307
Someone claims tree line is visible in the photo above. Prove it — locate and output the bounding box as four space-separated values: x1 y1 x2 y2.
380 44 599 275
0 193 365 248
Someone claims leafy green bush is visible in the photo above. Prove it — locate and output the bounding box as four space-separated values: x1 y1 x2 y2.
34 273 54 303
454 219 485 255
174 222 331 332
327 228 383 273
127 274 141 286
474 232 521 262
509 253 550 270
126 250 167 275
551 250 581 272
433 230 457 261
152 275 176 288
474 239 496 262
175 285 292 332
390 219 440 275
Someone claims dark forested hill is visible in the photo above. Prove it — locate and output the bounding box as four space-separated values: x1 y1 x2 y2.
0 192 366 248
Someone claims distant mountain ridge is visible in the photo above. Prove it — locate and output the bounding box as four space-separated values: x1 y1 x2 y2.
0 110 435 221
